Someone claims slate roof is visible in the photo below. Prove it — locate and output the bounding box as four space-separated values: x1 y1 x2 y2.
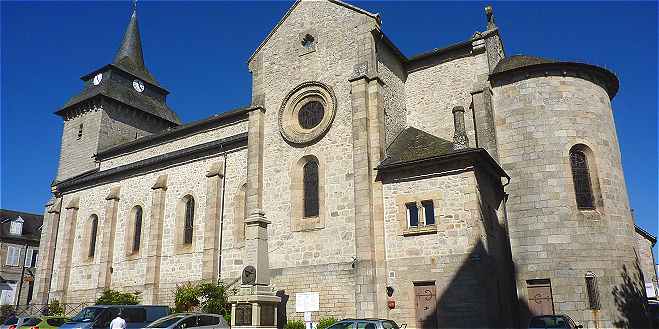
492 55 554 74
0 209 43 244
379 127 458 168
58 77 180 124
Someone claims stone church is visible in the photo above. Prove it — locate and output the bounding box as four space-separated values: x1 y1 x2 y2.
33 1 648 328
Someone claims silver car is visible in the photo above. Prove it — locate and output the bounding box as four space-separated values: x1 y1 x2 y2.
146 313 228 329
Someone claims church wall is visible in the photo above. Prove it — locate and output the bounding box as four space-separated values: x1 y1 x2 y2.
99 119 248 170
49 145 248 304
97 105 171 152
405 50 487 146
244 0 381 319
634 232 658 299
376 40 407 147
56 106 103 181
381 168 497 328
492 74 643 328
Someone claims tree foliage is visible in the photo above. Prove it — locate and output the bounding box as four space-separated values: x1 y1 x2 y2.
95 289 141 305
174 281 235 323
47 300 65 316
0 305 14 324
284 320 305 329
317 317 337 329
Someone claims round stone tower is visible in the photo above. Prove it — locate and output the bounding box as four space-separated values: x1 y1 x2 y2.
490 56 647 328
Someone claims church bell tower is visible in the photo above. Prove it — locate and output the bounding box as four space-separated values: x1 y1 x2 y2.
54 4 179 182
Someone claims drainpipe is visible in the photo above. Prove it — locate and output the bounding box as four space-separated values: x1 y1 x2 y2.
217 152 228 279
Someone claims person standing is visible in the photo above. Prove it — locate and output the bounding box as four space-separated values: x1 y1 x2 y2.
109 311 127 329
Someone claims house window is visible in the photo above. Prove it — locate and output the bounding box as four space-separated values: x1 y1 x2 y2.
133 206 142 253
570 150 595 209
5 246 19 266
585 272 600 310
406 203 419 228
422 200 435 225
9 218 23 235
24 249 38 268
88 215 98 258
301 34 315 48
77 123 83 140
303 160 319 217
184 197 195 244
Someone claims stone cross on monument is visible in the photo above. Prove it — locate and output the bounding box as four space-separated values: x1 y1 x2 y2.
229 208 281 328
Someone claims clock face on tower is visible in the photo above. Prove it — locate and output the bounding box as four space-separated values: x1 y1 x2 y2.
132 79 145 93
93 73 103 86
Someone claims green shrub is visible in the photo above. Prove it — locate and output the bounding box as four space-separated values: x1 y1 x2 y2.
317 317 337 329
174 282 200 312
284 320 305 329
47 300 64 316
174 280 236 321
95 289 141 305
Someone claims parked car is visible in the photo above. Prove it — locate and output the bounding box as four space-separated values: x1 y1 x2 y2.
1 317 41 329
18 316 70 329
145 313 228 329
529 315 582 329
648 301 659 329
327 319 403 329
59 305 169 329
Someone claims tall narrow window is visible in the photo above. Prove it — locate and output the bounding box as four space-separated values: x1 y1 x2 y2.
303 160 319 217
585 272 600 310
184 198 195 244
89 215 98 258
570 150 595 209
422 200 435 225
133 206 143 253
406 203 419 228
77 123 83 140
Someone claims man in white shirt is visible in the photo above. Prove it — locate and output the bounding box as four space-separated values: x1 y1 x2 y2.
109 311 127 329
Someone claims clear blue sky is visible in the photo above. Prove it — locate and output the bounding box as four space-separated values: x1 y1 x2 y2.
1 1 657 253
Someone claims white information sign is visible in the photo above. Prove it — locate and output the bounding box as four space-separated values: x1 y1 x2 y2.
296 292 320 312
645 283 656 298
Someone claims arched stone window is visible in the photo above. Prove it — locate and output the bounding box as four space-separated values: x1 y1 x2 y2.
184 197 195 244
291 155 325 231
303 160 320 218
132 206 143 253
569 145 600 210
88 214 99 258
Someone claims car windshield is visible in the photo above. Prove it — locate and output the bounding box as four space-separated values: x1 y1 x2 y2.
70 307 104 323
146 316 186 328
22 318 41 326
530 316 570 328
328 322 356 329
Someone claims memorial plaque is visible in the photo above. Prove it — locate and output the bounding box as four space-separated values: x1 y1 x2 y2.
235 303 252 326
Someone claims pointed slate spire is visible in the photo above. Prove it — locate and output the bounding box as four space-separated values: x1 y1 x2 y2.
112 2 159 86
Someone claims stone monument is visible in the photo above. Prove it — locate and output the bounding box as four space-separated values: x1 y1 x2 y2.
229 209 281 329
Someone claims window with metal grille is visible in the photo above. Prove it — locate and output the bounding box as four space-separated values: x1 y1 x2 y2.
133 206 142 252
406 203 419 227
422 200 435 225
303 160 319 217
585 272 600 309
298 101 324 129
89 215 98 258
570 150 595 209
184 197 195 244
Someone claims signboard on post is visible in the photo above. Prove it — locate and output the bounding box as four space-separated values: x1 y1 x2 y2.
295 292 320 312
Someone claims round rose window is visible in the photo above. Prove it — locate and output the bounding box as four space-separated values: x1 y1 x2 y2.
298 101 324 129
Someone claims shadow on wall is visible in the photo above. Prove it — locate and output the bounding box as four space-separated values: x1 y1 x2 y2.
612 263 651 329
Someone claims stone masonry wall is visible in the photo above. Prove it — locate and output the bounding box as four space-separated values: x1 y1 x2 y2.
376 39 407 147
405 49 488 145
635 231 658 298
493 73 642 328
56 106 103 181
98 105 171 152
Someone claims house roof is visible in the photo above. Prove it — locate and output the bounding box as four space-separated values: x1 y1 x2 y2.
0 209 43 244
247 0 381 64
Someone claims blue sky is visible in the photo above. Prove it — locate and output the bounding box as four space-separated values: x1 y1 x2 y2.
1 1 657 253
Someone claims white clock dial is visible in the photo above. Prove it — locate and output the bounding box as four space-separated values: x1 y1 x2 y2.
132 79 145 93
93 73 103 86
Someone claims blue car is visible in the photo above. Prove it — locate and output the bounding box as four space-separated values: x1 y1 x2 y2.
59 305 169 329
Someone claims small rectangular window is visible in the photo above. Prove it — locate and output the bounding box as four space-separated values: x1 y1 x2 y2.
422 200 435 225
406 203 419 227
77 123 83 140
5 246 19 266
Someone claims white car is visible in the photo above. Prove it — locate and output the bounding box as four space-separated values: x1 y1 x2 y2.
146 313 228 329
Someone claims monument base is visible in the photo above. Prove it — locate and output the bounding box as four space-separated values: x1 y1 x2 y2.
229 285 281 329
